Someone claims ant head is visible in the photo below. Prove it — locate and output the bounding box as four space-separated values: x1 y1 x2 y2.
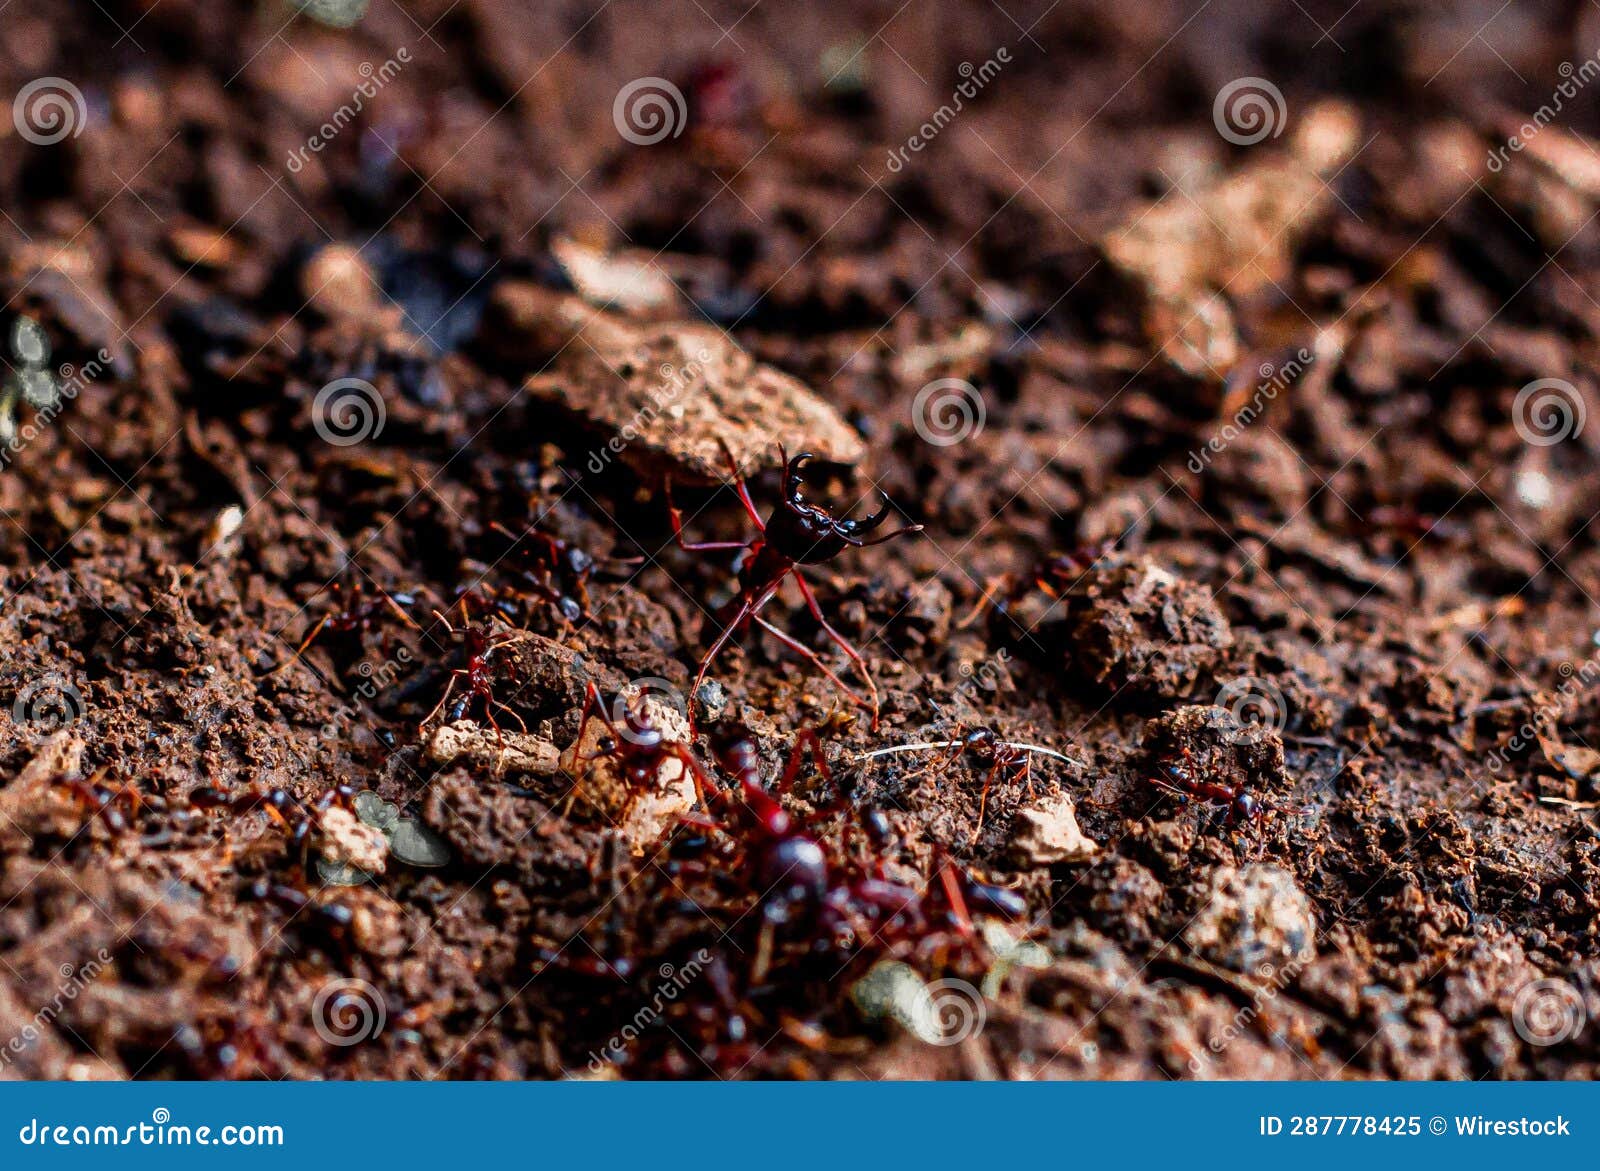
767 451 895 564
962 726 999 758
1233 792 1263 822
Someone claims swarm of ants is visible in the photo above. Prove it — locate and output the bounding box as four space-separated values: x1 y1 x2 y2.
239 445 1276 1076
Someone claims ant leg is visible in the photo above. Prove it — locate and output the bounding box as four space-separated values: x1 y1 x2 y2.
935 855 976 939
477 694 513 751
676 809 724 833
690 594 764 729
955 574 1009 631
791 573 880 728
381 591 421 631
666 477 750 552
422 671 464 727
667 746 717 807
717 439 766 532
489 702 529 735
268 616 330 675
971 760 1002 844
778 727 834 796
751 614 870 712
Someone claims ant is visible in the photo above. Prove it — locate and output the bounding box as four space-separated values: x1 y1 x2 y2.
690 726 977 970
56 776 144 833
423 610 529 748
189 782 357 854
957 541 1113 629
669 444 921 730
860 727 1082 842
269 576 421 675
1147 747 1263 826
567 681 718 815
489 522 598 624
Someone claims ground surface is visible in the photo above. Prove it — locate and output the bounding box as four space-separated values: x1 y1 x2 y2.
1 0 1598 1080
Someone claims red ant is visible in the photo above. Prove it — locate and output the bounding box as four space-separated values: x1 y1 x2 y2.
268 577 420 675
488 521 629 625
957 541 1113 629
861 727 1081 842
423 610 528 747
189 782 358 854
1147 747 1263 825
691 726 986 969
56 776 144 833
567 681 718 814
669 444 921 730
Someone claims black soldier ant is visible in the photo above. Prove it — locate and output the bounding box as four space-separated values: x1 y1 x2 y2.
669 444 921 730
422 610 528 747
1147 747 1263 826
268 576 421 676
860 727 1082 842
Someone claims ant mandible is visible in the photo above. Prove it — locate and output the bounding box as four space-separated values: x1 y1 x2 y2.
669 443 922 730
1148 747 1264 826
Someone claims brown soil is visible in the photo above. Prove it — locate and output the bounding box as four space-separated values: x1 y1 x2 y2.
1 0 1598 1080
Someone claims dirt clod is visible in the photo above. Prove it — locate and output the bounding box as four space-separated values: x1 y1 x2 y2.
1183 865 1317 974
